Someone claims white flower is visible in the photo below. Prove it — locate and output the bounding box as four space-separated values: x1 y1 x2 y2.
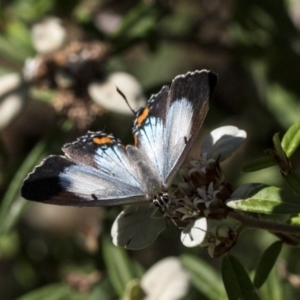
31 17 67 54
181 218 207 247
110 126 247 250
0 73 28 129
200 125 247 161
88 72 146 115
174 126 247 247
140 257 190 300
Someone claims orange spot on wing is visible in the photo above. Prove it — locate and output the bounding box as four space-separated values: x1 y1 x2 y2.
92 136 114 145
137 107 150 126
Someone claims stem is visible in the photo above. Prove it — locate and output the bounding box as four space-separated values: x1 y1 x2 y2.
228 212 300 235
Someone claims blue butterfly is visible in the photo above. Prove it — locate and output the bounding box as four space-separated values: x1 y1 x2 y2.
21 70 217 208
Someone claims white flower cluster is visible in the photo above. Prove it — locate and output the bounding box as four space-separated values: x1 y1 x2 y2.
111 126 247 254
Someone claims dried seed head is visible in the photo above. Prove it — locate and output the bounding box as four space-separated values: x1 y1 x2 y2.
201 226 238 257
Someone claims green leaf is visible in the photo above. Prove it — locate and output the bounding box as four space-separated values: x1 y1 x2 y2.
16 283 70 300
181 254 225 300
281 121 300 158
0 138 48 234
290 214 300 225
259 268 284 300
30 88 56 103
18 282 107 300
253 241 282 288
10 0 54 22
0 231 19 258
102 235 136 297
6 20 32 49
222 255 259 300
269 133 292 175
0 35 27 62
242 157 276 172
266 84 300 128
273 133 285 160
88 278 117 300
227 184 300 215
112 3 154 40
284 172 300 196
0 121 71 234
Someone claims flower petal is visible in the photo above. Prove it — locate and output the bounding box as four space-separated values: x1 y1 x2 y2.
0 73 28 129
111 204 167 250
31 17 67 54
181 218 207 247
201 126 247 161
88 72 146 114
141 257 190 300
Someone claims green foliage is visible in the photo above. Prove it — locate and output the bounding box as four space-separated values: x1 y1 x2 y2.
242 157 276 172
254 241 282 288
1 0 300 299
222 255 259 300
281 121 300 158
181 254 225 300
102 235 143 297
228 184 300 214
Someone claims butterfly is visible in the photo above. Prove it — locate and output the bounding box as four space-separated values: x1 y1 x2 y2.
21 70 217 208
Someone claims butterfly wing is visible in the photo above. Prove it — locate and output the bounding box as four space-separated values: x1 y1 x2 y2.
21 132 149 206
22 70 217 206
133 70 217 186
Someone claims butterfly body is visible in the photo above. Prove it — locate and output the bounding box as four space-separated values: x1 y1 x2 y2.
21 70 217 207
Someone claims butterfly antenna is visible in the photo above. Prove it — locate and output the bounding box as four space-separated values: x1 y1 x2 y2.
116 86 136 115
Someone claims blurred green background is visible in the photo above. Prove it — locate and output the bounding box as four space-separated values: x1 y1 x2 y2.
0 0 300 299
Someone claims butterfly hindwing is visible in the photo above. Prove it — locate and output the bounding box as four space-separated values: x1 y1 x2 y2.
63 131 142 187
132 86 169 181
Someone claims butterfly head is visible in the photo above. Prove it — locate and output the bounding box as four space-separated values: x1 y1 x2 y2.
153 192 169 210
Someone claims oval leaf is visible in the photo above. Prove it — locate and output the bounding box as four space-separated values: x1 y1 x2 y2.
254 241 282 288
16 283 69 300
227 184 300 215
271 133 292 175
259 267 283 300
102 235 135 297
281 121 300 158
284 172 300 196
181 254 225 300
242 157 276 172
290 214 300 225
222 255 259 300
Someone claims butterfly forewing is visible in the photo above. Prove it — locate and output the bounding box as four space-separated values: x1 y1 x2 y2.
21 133 147 206
133 70 217 186
164 70 217 184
